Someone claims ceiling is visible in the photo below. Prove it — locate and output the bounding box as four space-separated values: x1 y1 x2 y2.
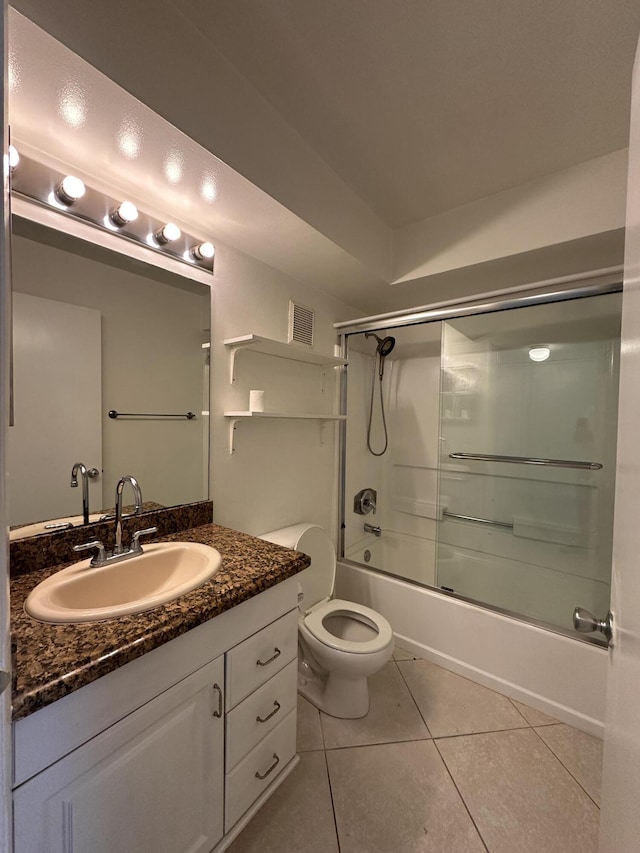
7 0 640 314
170 0 640 228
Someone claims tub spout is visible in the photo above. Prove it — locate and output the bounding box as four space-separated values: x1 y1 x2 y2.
364 522 382 538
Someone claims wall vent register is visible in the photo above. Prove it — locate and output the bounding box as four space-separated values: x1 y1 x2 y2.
288 300 314 348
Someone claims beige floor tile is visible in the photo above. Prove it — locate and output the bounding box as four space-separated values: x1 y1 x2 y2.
297 695 324 751
510 698 560 727
327 740 486 853
320 661 431 749
399 659 527 738
392 644 420 661
438 728 600 853
536 723 603 805
226 751 339 853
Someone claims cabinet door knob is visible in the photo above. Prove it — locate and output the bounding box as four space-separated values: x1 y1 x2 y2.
255 753 280 780
256 700 281 723
212 683 223 718
256 647 281 667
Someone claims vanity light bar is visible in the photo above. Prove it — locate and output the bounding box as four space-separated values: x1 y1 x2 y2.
154 222 181 245
55 175 86 206
8 151 215 273
109 200 139 228
8 145 20 172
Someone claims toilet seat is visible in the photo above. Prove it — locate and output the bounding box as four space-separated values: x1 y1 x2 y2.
303 599 393 655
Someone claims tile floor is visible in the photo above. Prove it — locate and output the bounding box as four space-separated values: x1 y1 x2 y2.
227 646 603 853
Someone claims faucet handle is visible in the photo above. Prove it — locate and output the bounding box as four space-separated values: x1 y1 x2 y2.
73 540 107 566
130 527 158 553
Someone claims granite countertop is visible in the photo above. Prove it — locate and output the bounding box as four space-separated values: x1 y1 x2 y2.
11 523 310 722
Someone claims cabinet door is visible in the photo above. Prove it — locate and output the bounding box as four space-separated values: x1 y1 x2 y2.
14 657 224 853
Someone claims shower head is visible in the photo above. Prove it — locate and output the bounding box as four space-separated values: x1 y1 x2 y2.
365 332 396 357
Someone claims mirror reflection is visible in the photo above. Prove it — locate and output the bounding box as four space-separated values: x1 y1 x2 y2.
9 216 211 538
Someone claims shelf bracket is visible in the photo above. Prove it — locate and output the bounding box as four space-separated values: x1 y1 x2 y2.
227 342 256 384
228 418 240 453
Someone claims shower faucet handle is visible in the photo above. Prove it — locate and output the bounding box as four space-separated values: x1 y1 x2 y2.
354 488 377 515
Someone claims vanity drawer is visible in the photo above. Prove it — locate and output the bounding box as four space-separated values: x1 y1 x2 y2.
225 708 297 831
226 658 297 770
225 609 298 709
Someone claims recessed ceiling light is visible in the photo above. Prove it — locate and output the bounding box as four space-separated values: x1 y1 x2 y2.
529 346 550 362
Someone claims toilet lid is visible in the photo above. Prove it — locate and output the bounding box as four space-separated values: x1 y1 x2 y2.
304 599 394 654
295 525 336 611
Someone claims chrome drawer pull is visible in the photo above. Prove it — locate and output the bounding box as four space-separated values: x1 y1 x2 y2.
256 647 281 667
255 753 280 780
212 683 223 718
256 700 281 723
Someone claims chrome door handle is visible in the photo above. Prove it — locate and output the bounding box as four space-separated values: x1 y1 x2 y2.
256 700 281 723
256 647 281 667
212 683 223 718
573 607 613 643
255 753 280 780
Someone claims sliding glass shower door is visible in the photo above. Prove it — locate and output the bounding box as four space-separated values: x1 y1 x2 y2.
436 292 621 635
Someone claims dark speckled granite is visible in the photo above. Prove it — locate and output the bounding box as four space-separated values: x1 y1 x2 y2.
11 522 309 721
10 500 214 577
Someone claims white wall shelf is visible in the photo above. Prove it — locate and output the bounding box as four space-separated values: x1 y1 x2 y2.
224 411 346 453
224 334 347 383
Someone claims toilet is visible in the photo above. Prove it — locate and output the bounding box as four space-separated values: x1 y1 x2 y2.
260 523 394 719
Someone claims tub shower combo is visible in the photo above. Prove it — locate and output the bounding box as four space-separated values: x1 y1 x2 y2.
339 280 622 647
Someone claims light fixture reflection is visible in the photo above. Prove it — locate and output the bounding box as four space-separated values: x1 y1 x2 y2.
54 175 86 206
154 222 181 245
118 117 142 160
58 81 87 128
528 346 550 362
109 201 138 228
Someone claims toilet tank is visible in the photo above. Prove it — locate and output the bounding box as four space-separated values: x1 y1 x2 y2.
259 523 336 611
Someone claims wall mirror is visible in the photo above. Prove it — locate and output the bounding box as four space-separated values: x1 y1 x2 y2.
9 215 211 538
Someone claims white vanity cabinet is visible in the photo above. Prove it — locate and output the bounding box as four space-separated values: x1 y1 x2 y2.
13 657 225 853
12 577 300 853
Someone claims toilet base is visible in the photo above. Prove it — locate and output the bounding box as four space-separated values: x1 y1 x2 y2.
298 670 370 719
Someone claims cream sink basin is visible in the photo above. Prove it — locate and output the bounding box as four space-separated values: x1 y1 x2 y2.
25 542 222 623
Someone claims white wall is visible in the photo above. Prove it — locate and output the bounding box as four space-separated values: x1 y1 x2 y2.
209 241 360 538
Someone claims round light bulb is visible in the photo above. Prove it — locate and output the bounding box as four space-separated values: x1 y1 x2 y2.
528 346 550 362
55 175 85 205
8 145 19 171
110 200 138 227
192 241 215 260
154 222 181 245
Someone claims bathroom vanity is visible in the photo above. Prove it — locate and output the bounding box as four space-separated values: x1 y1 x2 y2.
9 519 308 853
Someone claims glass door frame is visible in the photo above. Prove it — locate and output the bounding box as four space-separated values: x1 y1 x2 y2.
337 276 623 648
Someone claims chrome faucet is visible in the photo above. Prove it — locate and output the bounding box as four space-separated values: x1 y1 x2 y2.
74 474 156 568
70 462 90 525
114 475 143 554
364 522 382 537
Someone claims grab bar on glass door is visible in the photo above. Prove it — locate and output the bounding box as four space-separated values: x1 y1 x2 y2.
448 452 602 471
442 510 513 529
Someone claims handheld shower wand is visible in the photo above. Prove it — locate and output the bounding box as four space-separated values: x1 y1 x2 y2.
364 332 396 455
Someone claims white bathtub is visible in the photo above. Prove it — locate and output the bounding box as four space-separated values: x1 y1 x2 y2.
336 558 608 737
